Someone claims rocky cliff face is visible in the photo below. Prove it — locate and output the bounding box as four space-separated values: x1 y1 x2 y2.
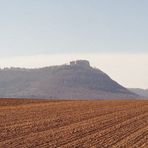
0 60 137 99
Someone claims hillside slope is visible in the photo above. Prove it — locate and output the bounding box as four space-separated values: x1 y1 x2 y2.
0 60 137 99
129 88 148 98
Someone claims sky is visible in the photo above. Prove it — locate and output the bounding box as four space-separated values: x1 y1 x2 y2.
0 0 148 88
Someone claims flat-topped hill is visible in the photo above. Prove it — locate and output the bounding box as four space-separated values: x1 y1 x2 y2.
0 60 137 99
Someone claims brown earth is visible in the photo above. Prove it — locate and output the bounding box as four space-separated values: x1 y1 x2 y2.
0 99 148 148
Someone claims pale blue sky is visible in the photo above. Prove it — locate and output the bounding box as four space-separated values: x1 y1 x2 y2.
0 0 148 57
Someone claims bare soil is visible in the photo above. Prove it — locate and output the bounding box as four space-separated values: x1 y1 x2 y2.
0 99 147 148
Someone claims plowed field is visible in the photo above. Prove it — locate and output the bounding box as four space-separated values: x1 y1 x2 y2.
0 99 148 148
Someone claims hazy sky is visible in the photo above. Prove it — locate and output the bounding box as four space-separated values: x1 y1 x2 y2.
0 0 148 88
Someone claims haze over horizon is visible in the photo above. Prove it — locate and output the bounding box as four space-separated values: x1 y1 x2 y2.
0 0 148 89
